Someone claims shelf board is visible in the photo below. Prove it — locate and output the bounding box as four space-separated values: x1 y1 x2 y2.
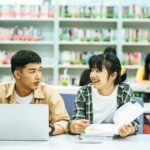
59 17 118 23
59 64 88 69
0 64 141 70
130 83 150 94
52 85 79 94
0 64 141 72
122 42 150 46
0 64 54 69
0 18 55 22
0 64 10 68
42 64 54 69
122 18 150 23
59 41 117 46
123 65 142 69
0 41 54 45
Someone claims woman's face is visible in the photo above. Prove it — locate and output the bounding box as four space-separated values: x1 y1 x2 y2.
90 67 112 90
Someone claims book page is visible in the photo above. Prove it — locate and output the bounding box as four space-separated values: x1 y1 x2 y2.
113 102 144 127
85 124 118 136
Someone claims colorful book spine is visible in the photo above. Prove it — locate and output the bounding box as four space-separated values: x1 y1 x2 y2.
123 28 150 43
59 27 116 42
59 5 118 18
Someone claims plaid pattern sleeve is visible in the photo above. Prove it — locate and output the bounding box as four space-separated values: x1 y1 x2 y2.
71 87 86 120
117 83 140 133
71 84 93 122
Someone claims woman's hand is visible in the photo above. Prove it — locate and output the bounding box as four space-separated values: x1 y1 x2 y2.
70 119 90 134
118 123 136 137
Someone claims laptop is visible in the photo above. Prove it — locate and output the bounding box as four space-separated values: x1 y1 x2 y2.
0 104 49 141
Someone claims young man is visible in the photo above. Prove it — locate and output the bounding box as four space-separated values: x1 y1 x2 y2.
0 50 69 136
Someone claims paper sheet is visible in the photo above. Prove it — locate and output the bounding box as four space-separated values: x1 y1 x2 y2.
113 102 144 127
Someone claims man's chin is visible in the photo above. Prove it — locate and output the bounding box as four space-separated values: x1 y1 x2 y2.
32 85 39 90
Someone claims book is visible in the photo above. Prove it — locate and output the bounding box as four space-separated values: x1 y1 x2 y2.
82 101 144 139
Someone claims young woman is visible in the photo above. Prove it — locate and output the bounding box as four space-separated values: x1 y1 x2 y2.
70 53 139 137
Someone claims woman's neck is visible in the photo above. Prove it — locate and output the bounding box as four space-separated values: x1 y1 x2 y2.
97 83 117 96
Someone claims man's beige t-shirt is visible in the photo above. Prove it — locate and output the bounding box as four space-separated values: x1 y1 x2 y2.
0 82 70 132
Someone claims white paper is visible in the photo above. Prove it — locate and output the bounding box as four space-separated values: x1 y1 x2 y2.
113 102 144 127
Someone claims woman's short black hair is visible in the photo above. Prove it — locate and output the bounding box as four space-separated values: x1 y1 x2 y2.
104 47 116 56
90 53 126 85
88 55 97 68
11 50 41 74
79 69 91 86
79 55 97 86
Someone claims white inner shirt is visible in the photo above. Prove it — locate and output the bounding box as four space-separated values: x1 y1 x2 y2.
15 92 33 104
92 85 118 124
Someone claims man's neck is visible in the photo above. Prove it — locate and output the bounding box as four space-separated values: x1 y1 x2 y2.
15 82 32 97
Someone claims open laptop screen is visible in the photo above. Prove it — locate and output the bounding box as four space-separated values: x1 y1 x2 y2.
0 104 49 141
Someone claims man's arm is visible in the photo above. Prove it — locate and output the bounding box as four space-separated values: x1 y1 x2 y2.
0 84 4 104
53 122 68 135
49 121 69 135
47 87 70 135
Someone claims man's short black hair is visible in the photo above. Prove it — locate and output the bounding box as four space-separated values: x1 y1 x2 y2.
11 50 41 74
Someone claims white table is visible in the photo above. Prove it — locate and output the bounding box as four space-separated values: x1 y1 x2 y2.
52 83 150 94
0 134 150 150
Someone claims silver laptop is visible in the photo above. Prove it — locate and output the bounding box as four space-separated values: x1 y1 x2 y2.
0 104 49 141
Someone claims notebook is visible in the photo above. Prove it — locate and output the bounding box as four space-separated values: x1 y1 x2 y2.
0 104 49 141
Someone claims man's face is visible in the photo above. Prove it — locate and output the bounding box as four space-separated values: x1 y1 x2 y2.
15 63 42 91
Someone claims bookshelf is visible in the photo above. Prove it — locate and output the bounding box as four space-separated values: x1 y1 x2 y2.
58 1 119 85
0 0 150 85
0 0 55 84
121 1 150 77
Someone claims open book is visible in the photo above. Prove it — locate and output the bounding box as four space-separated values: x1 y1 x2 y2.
83 101 144 136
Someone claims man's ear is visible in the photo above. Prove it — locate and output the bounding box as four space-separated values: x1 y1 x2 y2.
14 70 21 79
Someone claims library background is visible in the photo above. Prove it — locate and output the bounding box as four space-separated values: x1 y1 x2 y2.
0 0 150 132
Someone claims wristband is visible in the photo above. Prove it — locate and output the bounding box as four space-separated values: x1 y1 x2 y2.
49 124 55 136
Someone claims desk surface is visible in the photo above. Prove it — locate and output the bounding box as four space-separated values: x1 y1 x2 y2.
0 134 150 150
